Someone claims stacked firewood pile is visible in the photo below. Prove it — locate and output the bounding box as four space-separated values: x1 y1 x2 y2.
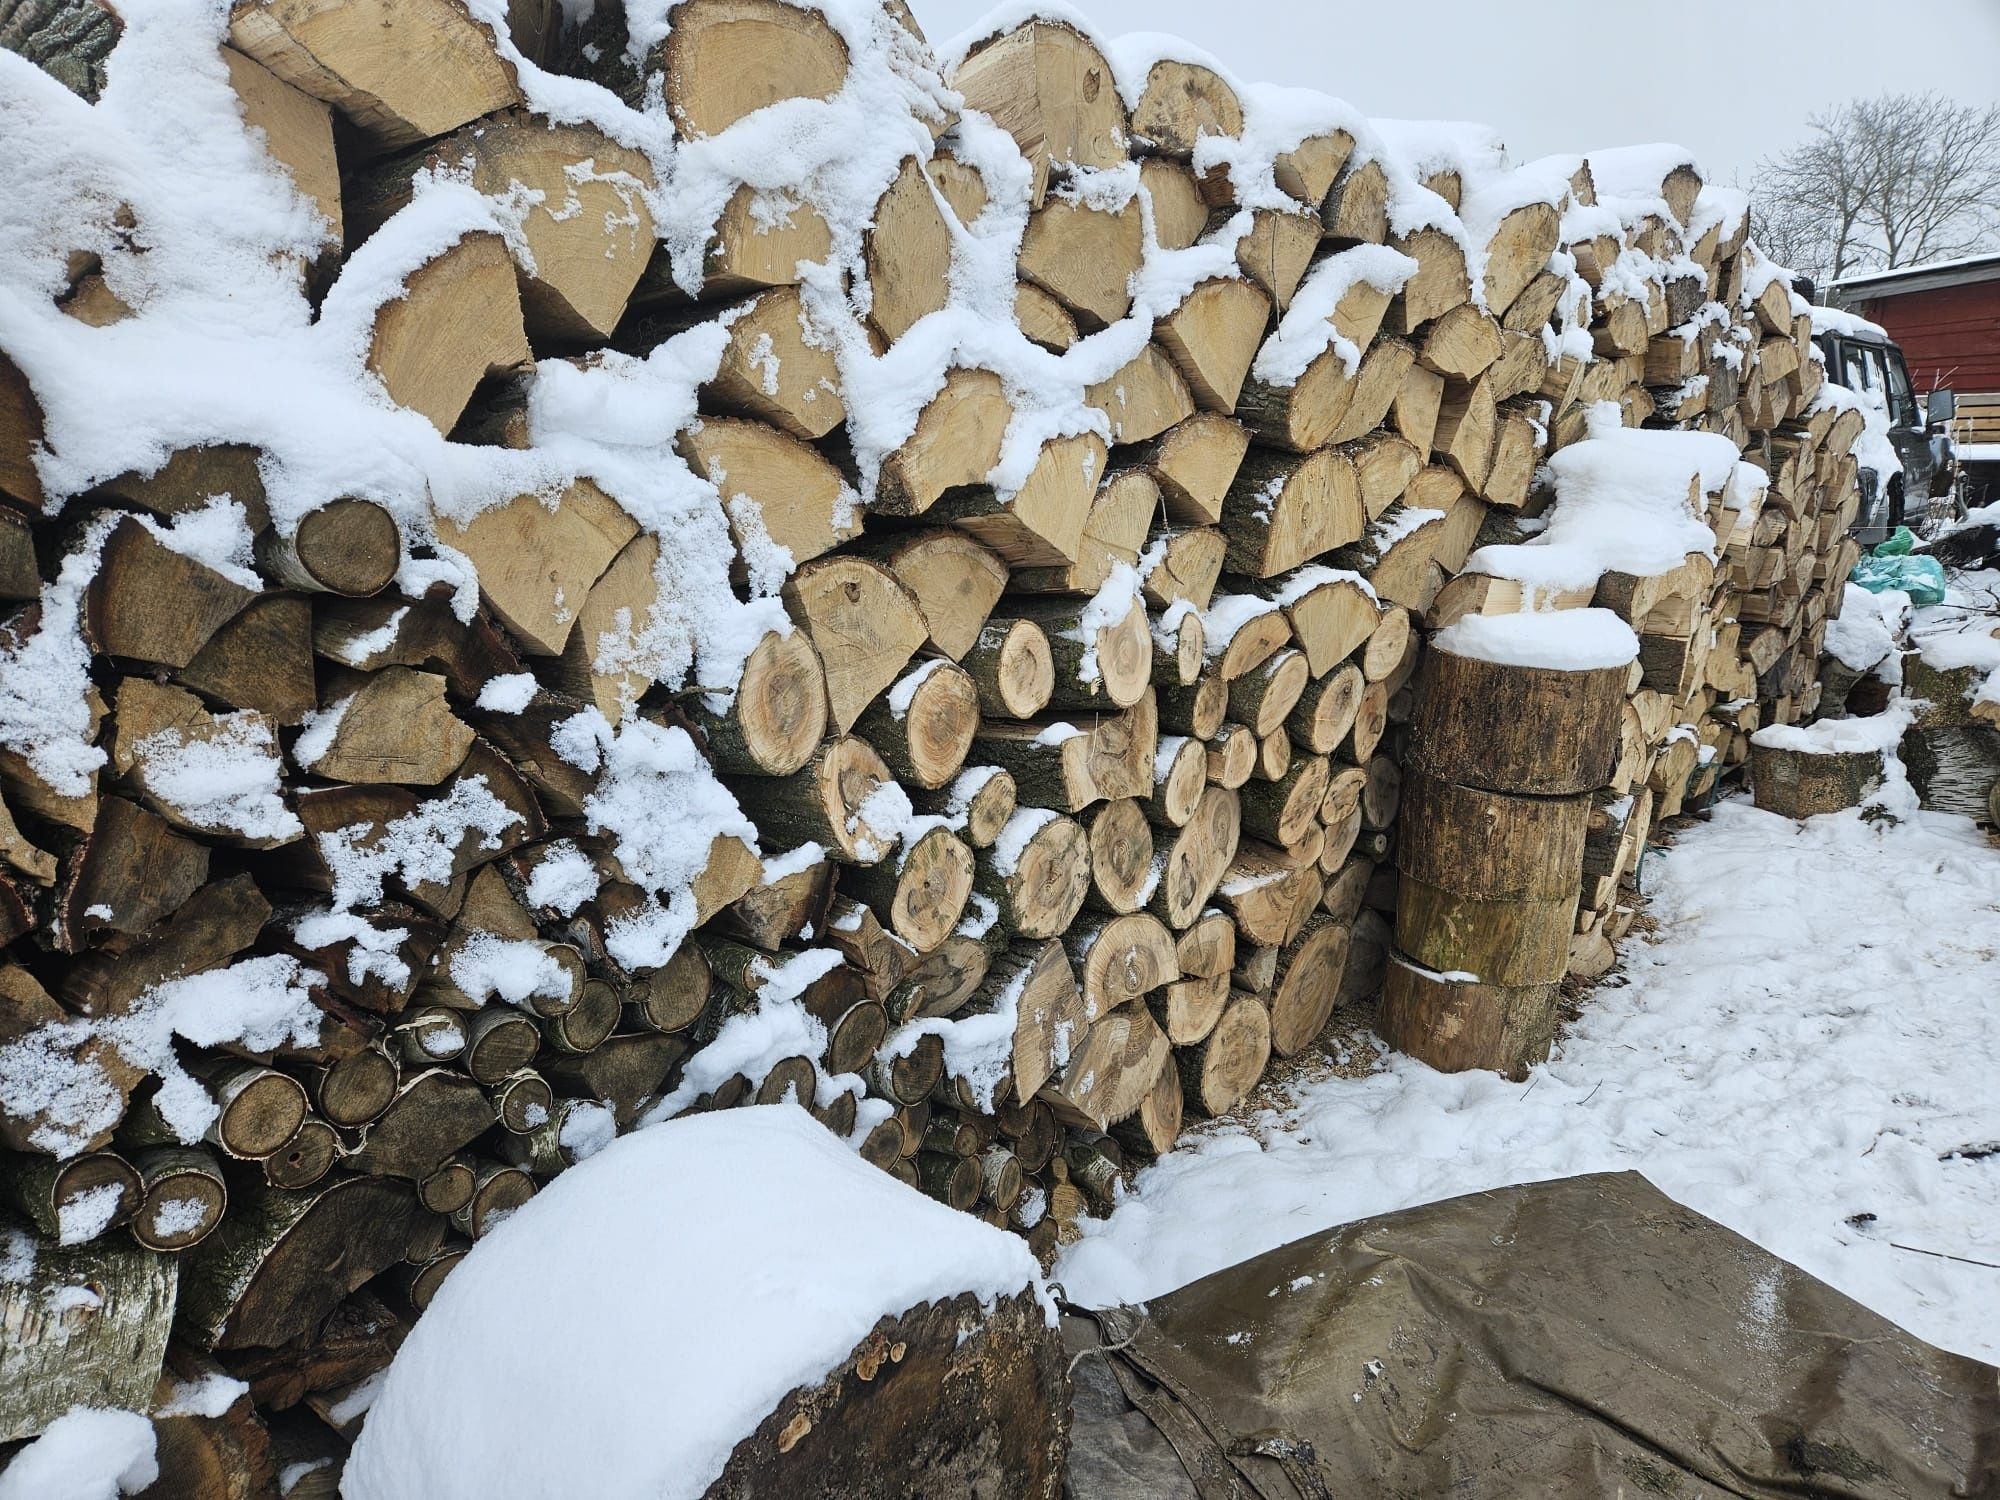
0 0 1871 1471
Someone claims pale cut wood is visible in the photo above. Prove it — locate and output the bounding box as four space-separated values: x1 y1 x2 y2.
1147 733 1208 828
1085 343 1196 446
875 368 1010 517
1390 226 1472 332
908 764 1016 851
1268 914 1349 1056
357 113 654 340
963 617 1055 719
1273 129 1353 207
224 46 341 248
732 735 904 865
1481 201 1560 315
1221 446 1364 578
1206 597 1292 682
845 825 975 955
1111 1053 1184 1156
701 185 833 297
933 431 1106 568
852 659 979 790
1321 157 1389 242
783 555 928 734
1177 992 1269 1117
1152 602 1204 687
1234 207 1319 309
1065 910 1177 1021
1227 646 1309 738
1147 782 1239 930
863 528 1008 661
1205 721 1256 789
692 285 844 438
1394 359 1445 453
1289 662 1365 755
226 0 520 151
975 809 1090 940
434 479 637 656
1135 412 1249 526
307 667 473 786
963 941 1085 1104
658 0 847 139
1156 277 1270 413
1418 303 1502 380
694 627 828 777
1138 526 1227 613
866 154 961 344
951 19 1128 206
1011 467 1158 596
1129 57 1241 155
1014 283 1078 351
1432 375 1497 491
999 594 1151 712
556 529 655 720
1084 796 1155 914
365 231 529 435
683 417 861 572
1139 158 1209 249
1216 839 1322 948
1239 750 1328 847
1019 192 1144 328
1266 569 1379 676
1042 1005 1169 1129
87 518 256 669
1149 969 1228 1045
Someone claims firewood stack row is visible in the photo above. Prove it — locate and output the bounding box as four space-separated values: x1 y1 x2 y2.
0 0 1871 1471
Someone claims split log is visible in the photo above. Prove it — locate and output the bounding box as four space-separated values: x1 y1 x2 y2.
1156 278 1271 413
1019 193 1144 328
735 735 909 866
861 528 1008 662
1235 207 1320 309
950 18 1128 205
1064 910 1177 1022
684 417 863 573
909 764 1018 851
1138 527 1226 613
929 432 1106 568
227 0 520 151
656 0 846 138
1148 968 1229 1046
1377 952 1557 1079
1221 446 1364 578
783 556 928 735
1205 722 1256 789
1085 344 1196 447
177 1174 420 1350
88 517 257 668
1215 839 1322 948
431 481 636 658
1146 734 1209 828
1129 56 1241 155
1135 413 1250 526
1011 468 1157 597
302 667 473 786
1238 751 1328 848
1042 1005 1169 1129
364 232 530 435
1177 991 1270 1118
863 155 966 344
1227 647 1309 738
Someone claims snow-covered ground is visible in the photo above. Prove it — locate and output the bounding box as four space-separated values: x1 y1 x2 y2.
1058 790 2000 1365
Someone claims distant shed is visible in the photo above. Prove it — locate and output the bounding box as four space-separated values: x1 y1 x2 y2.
1836 252 2000 443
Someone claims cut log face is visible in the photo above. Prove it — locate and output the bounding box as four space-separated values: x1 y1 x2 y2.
1149 783 1239 930
88 517 256 669
1019 192 1145 328
1085 344 1196 447
435 481 637 657
1042 1004 1168 1129
869 529 1008 662
695 627 828 778
224 45 341 247
951 19 1128 205
855 824 975 954
1234 207 1321 310
304 667 473 786
736 735 903 865
1268 915 1349 1056
1139 413 1250 526
864 155 960 344
259 498 402 599
698 286 846 439
1139 526 1226 613
1085 796 1155 914
852 659 979 790
875 368 1011 517
964 618 1055 719
659 0 848 139
1223 447 1364 578
1130 58 1242 156
1066 910 1177 1021
702 186 833 296
366 232 529 435
977 809 1091 940
689 419 862 576
1156 278 1270 414
1273 573 1380 677
783 556 929 734
227 0 521 151
1178 991 1269 1117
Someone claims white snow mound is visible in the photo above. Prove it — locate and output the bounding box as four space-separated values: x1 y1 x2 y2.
343 1107 1047 1500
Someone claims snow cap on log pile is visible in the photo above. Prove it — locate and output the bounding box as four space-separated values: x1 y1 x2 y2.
345 1106 1054 1500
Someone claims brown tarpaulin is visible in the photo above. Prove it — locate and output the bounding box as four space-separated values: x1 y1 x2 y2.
1064 1172 2000 1498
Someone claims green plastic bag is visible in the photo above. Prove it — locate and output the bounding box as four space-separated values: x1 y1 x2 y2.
1850 526 1946 605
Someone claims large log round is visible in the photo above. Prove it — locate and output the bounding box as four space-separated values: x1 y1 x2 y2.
1394 873 1578 989
1408 645 1626 795
1397 768 1591 900
1376 950 1558 1079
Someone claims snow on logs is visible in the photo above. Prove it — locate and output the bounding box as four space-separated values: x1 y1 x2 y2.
0 0 1876 1472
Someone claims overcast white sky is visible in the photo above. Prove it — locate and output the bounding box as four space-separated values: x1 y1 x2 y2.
912 0 2000 186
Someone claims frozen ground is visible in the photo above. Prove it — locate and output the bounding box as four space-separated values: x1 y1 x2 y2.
1057 789 2000 1365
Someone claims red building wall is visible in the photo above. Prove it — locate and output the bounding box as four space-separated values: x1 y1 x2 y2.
1848 278 2000 396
